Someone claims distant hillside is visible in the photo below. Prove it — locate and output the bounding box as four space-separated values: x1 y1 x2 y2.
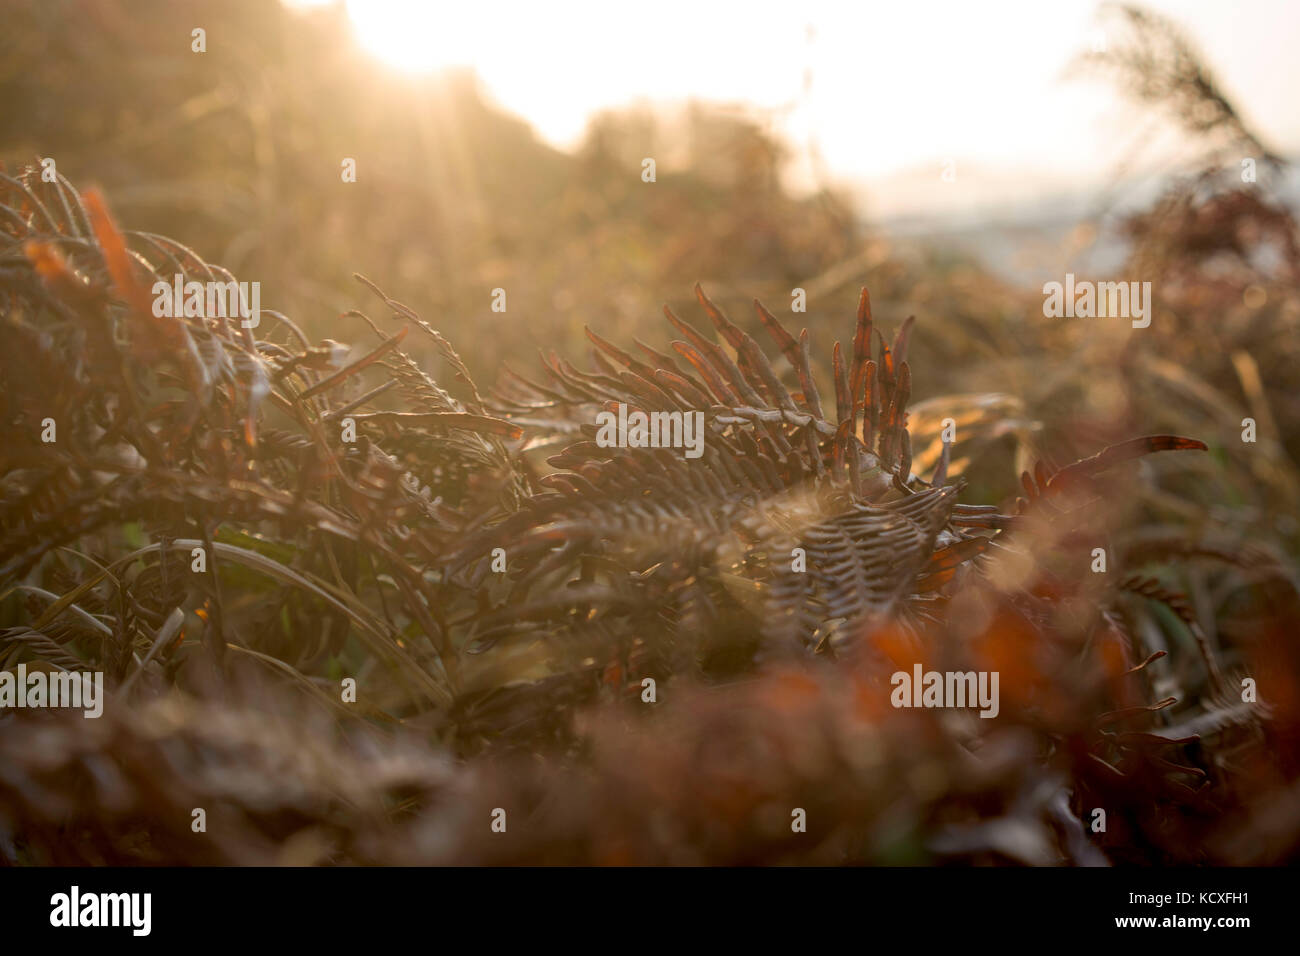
863 158 1300 283
0 0 863 379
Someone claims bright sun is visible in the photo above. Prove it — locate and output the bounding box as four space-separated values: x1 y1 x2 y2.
289 0 591 144
343 0 490 73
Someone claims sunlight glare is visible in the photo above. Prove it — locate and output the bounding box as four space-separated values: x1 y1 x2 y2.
344 0 493 74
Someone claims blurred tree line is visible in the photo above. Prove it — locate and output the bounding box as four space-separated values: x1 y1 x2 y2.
0 0 861 378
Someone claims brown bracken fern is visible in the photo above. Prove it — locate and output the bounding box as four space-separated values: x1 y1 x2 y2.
1 165 1290 865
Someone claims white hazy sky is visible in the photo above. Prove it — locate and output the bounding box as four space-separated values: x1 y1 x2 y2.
290 0 1300 214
